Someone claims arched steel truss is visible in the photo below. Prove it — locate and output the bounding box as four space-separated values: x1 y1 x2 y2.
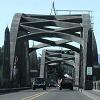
9 13 98 89
45 50 75 67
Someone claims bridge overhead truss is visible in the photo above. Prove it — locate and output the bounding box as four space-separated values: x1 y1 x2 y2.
4 13 98 89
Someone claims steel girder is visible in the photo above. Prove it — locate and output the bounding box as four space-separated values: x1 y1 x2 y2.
9 13 98 89
40 49 75 80
29 40 80 53
45 50 75 66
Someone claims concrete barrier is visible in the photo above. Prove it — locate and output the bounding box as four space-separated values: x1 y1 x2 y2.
0 87 31 93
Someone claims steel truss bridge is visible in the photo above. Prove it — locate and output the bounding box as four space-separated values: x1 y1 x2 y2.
3 12 98 90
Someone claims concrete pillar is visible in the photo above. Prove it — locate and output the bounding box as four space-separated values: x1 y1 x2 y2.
40 50 46 78
82 14 93 90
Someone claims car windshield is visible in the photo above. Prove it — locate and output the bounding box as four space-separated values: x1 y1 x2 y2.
35 78 45 84
50 81 56 84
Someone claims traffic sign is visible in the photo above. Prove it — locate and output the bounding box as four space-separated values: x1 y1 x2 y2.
87 67 92 75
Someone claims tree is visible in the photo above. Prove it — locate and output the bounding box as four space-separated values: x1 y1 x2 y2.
0 46 3 69
0 46 4 87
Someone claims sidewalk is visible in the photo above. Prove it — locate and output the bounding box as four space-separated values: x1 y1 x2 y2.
79 89 100 100
93 89 100 92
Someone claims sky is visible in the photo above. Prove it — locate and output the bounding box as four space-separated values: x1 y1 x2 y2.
0 0 100 54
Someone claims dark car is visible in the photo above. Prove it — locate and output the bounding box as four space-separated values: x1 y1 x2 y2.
32 78 46 90
48 81 57 87
59 74 73 90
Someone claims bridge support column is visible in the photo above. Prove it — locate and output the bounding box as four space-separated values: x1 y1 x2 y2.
81 14 93 90
85 29 93 90
40 50 46 78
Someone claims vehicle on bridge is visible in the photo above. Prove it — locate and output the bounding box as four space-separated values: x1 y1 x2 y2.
48 80 57 87
59 74 74 90
32 78 46 90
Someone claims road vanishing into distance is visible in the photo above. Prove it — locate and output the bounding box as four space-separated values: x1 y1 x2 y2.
0 87 95 100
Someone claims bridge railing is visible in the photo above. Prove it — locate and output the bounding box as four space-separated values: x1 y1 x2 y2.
55 10 94 30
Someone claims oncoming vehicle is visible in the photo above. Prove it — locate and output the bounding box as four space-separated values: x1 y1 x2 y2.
32 78 46 90
59 74 74 90
48 81 57 87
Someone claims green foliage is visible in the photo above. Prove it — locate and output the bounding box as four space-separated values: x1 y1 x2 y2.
0 66 2 78
0 47 3 66
0 46 3 78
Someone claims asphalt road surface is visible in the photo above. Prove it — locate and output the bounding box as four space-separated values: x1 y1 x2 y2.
0 88 93 100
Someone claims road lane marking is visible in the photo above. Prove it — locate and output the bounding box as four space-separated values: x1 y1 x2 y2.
21 92 48 100
21 92 42 100
28 92 48 100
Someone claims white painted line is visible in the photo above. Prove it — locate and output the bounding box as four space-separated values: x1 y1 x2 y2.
21 92 42 100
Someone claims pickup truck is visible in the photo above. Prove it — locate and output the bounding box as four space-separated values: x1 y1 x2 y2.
32 78 46 90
